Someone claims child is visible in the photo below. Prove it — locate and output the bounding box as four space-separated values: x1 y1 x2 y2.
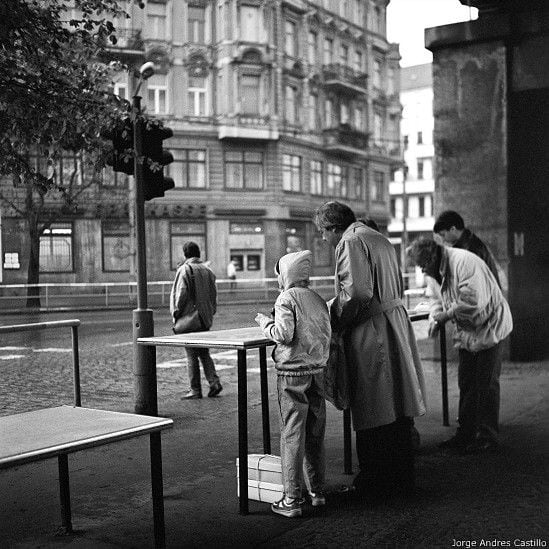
255 250 331 518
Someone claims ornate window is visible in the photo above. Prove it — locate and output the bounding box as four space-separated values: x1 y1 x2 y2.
188 6 206 43
170 149 207 188
282 154 301 192
310 160 323 195
225 151 264 190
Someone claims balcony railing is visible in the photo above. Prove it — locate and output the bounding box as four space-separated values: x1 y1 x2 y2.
108 28 144 51
217 114 279 140
323 124 369 156
322 64 368 94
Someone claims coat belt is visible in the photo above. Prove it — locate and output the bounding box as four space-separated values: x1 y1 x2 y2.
358 297 403 322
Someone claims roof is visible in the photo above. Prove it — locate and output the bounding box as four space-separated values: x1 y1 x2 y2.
400 63 432 91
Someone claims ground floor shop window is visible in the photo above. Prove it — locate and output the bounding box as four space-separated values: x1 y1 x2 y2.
230 250 262 273
39 223 73 273
230 222 263 234
285 225 305 254
170 222 206 270
102 221 131 272
312 235 332 267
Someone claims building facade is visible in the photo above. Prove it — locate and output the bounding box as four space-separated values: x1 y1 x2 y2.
388 63 434 267
1 0 401 285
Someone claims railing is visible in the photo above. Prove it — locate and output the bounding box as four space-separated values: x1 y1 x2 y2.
0 320 82 407
322 63 368 89
322 125 370 151
0 275 424 311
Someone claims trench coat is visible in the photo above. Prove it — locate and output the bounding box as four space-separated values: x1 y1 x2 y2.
330 222 427 431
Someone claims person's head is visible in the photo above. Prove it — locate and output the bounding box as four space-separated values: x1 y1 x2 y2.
183 241 200 259
408 237 442 281
274 250 312 291
433 210 465 245
358 217 380 233
314 201 356 248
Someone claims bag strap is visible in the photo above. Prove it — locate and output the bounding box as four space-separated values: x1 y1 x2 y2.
185 264 197 303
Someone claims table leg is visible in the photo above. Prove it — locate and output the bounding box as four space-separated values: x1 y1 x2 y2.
259 347 271 455
439 326 450 426
343 409 353 475
150 431 166 549
58 454 73 534
237 348 249 515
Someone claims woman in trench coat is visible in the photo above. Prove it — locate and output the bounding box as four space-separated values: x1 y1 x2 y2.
315 201 426 500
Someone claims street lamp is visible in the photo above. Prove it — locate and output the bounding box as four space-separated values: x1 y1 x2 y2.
133 61 157 416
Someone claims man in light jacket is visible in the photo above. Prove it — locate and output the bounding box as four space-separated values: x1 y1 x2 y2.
314 201 426 502
409 238 513 454
170 241 222 400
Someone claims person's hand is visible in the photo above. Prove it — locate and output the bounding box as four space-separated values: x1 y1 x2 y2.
255 313 268 325
432 311 450 324
428 321 440 338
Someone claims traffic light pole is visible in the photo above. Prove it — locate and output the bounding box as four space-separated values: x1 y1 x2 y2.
132 95 158 416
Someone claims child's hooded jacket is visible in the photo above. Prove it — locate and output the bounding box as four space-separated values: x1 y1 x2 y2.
257 250 331 375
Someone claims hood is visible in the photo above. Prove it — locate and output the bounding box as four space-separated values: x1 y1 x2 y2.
275 250 312 290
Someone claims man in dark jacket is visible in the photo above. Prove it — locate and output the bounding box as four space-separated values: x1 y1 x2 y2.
433 211 501 288
170 241 222 399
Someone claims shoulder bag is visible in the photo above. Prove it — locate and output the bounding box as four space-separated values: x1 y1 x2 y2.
173 265 204 334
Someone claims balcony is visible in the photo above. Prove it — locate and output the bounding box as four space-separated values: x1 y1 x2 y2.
218 114 279 141
322 124 369 157
322 64 368 95
105 29 144 55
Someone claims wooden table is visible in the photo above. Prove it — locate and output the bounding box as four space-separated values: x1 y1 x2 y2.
139 326 274 515
0 406 173 548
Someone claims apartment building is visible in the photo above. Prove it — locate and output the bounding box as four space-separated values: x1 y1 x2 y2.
388 63 434 266
1 0 401 284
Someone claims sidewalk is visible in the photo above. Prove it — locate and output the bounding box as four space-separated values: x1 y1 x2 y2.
1 352 547 548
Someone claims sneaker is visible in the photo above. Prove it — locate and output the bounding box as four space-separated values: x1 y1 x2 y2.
465 439 499 454
207 382 223 398
182 390 202 400
438 435 471 451
271 496 303 518
309 492 326 507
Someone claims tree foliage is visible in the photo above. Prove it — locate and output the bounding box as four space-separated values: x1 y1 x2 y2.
0 0 139 301
0 0 129 196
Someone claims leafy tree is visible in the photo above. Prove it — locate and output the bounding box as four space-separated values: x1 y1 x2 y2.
0 0 134 305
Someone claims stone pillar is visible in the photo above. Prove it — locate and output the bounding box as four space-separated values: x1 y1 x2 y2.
425 4 549 360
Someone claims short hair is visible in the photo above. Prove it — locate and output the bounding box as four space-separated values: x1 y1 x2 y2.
408 237 440 268
314 201 356 232
358 217 380 233
434 210 465 233
183 241 200 259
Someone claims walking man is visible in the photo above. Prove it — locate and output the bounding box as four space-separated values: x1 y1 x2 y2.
170 241 222 399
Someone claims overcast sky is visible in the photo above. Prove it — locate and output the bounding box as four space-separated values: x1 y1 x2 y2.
387 0 478 67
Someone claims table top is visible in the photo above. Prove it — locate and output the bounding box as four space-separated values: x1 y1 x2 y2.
138 326 273 350
0 406 173 469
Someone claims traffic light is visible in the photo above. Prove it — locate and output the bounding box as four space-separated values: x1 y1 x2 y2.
104 118 134 175
142 124 175 201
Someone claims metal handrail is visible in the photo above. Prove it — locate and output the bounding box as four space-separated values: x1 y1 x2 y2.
0 275 422 310
0 320 82 407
